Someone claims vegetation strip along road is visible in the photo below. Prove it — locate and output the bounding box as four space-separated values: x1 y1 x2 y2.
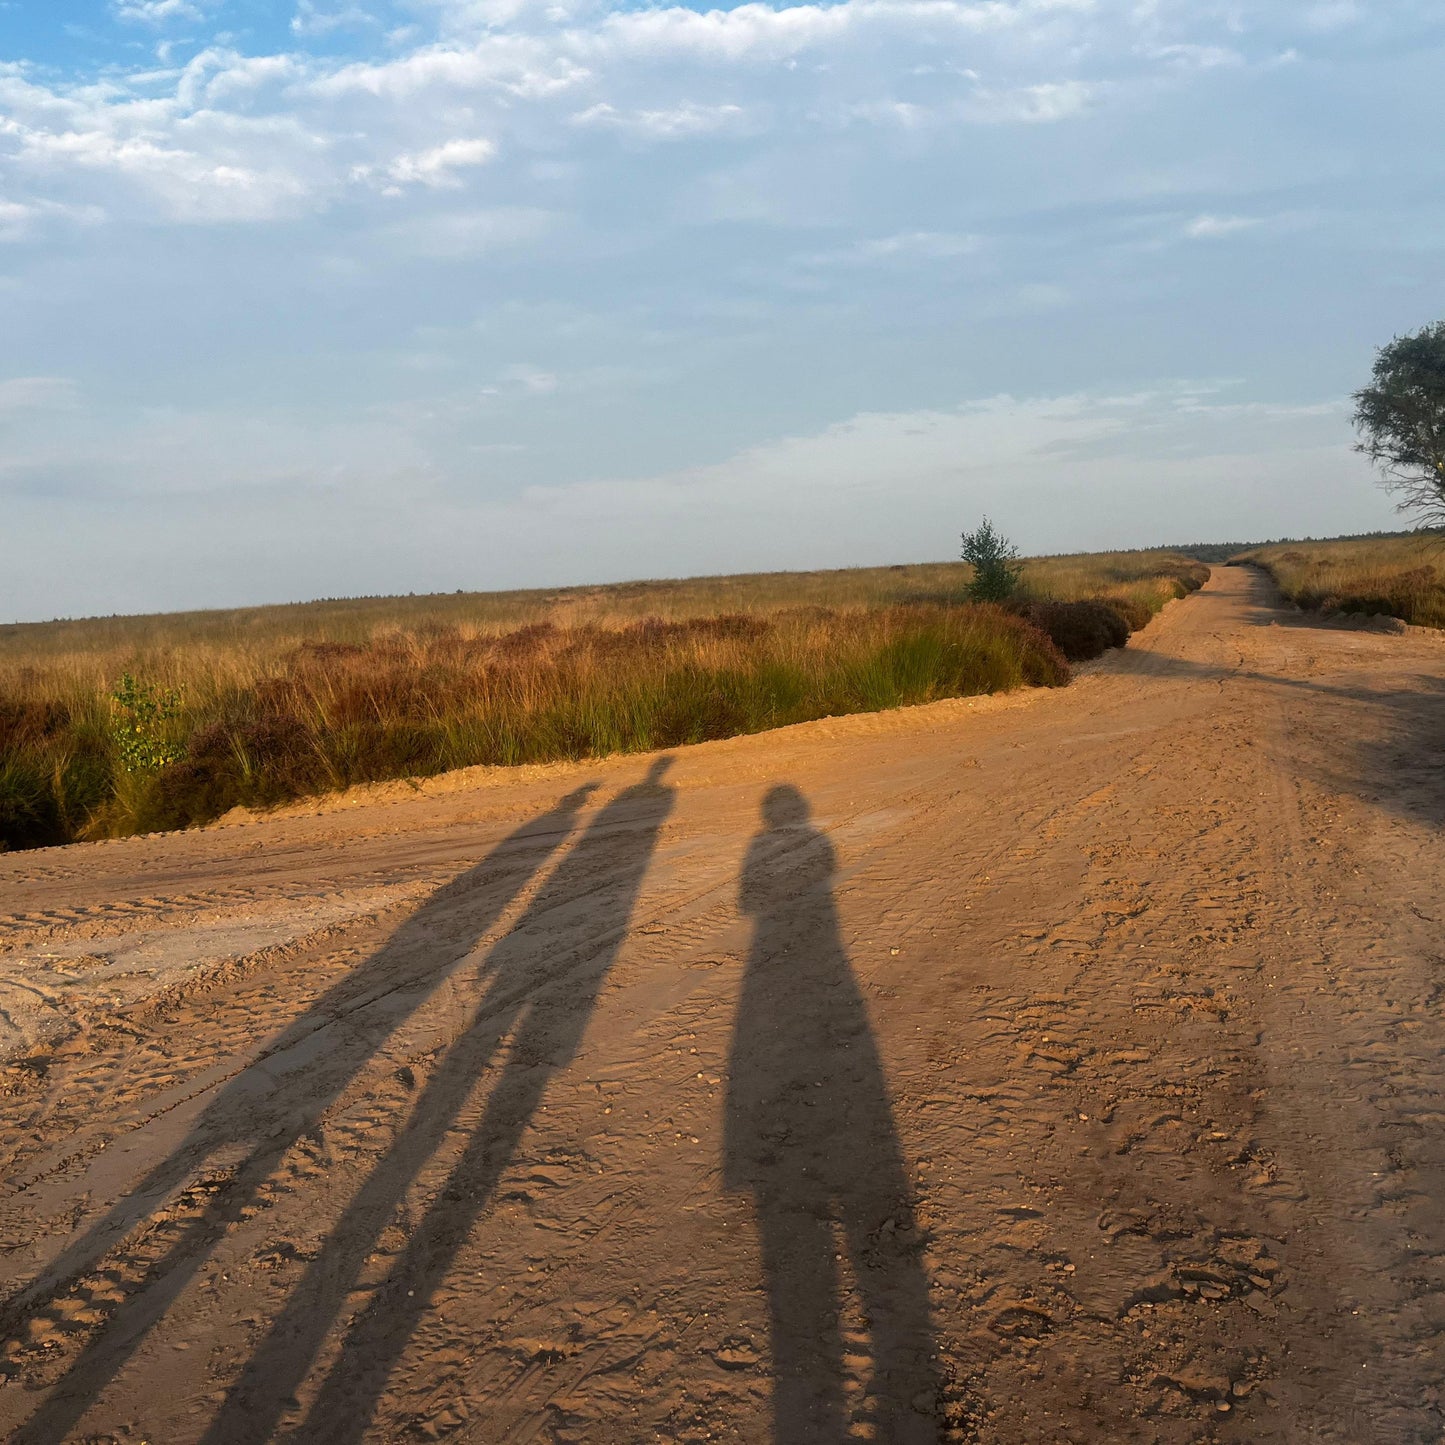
0 552 1204 849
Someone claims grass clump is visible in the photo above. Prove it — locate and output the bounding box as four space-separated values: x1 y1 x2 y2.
0 549 1209 850
1241 536 1445 629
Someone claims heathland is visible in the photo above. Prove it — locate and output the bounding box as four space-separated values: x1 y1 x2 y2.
1 550 1205 850
1241 533 1445 629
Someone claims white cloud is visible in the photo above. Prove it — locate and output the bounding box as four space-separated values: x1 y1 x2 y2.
579 0 1080 68
16 129 314 221
0 399 433 499
292 2 378 37
0 197 104 241
1145 43 1244 70
572 100 749 139
803 230 981 265
499 363 558 394
1303 2 1362 31
112 0 205 23
311 39 590 101
0 377 80 411
383 136 496 188
966 80 1100 124
1184 212 1260 239
856 229 980 260
0 201 35 241
197 53 305 105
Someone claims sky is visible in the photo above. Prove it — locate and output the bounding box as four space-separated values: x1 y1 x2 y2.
1 0 1441 621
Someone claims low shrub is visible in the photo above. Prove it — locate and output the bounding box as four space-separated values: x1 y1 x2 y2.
1011 601 1130 660
1102 596 1154 632
109 673 185 774
0 752 66 850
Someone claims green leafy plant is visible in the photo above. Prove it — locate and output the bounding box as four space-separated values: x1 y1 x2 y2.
110 673 184 774
961 517 1023 602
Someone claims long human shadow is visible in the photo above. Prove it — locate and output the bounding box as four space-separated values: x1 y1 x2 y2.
725 785 939 1444
204 755 676 1444
7 784 599 1445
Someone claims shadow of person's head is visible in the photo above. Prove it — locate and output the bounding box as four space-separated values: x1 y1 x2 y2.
642 755 675 788
560 783 601 807
762 784 809 831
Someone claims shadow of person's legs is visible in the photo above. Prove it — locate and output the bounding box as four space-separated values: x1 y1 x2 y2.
201 986 528 1444
727 784 938 1444
219 757 676 1445
7 786 597 1445
757 1198 847 1440
843 1191 940 1443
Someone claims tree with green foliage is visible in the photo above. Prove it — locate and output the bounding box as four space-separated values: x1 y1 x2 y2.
960 517 1023 602
1352 319 1445 530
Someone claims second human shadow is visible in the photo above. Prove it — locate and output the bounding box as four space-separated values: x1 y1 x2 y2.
205 756 676 1444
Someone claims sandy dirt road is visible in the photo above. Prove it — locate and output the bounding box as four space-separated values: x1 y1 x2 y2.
0 564 1441 1444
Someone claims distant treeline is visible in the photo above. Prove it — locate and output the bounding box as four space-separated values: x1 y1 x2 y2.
1162 529 1428 563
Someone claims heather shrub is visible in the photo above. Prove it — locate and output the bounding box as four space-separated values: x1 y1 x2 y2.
1010 601 1130 661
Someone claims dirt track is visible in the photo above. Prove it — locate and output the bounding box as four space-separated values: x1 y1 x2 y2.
0 564 1442 1444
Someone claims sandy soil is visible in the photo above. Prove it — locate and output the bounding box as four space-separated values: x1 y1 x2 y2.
0 564 1441 1444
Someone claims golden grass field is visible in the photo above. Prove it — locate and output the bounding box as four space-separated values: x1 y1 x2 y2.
1 551 1209 851
1241 534 1445 629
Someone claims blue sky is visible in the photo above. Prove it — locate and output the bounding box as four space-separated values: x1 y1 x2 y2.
2 0 1441 621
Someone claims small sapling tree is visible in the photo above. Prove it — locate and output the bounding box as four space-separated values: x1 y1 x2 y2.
110 673 184 773
960 517 1023 602
1352 319 1445 530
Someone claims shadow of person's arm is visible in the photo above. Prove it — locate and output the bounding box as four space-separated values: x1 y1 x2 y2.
738 835 769 918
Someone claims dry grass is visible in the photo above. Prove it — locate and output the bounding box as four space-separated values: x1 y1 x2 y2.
1241 535 1445 630
1017 552 1208 629
0 550 1206 850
